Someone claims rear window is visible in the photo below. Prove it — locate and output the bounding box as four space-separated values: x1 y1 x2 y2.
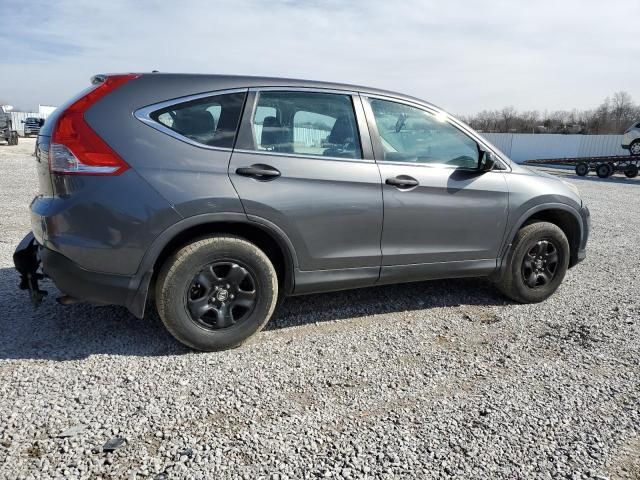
151 92 246 149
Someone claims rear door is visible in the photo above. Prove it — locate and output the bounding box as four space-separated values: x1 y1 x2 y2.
229 88 383 280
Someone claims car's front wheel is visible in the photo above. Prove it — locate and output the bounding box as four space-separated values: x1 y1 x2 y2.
495 222 570 303
630 140 640 156
156 236 278 351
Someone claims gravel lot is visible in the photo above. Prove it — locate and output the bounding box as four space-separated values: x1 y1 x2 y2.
0 138 639 479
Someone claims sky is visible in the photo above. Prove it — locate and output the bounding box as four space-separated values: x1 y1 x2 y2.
1 0 638 115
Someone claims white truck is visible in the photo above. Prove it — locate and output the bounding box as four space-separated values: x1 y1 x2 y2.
0 106 19 145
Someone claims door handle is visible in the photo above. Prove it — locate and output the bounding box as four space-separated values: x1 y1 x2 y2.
235 164 281 180
385 175 419 189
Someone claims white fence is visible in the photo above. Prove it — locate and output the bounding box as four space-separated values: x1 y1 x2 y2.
480 133 626 163
254 124 329 147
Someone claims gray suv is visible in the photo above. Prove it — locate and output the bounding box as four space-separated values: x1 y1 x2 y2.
14 73 590 351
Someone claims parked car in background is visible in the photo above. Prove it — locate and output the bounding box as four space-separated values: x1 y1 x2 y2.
22 117 43 137
13 73 590 351
0 106 19 145
622 121 640 155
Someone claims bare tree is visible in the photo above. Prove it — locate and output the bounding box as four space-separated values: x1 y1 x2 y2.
464 92 638 134
501 107 517 132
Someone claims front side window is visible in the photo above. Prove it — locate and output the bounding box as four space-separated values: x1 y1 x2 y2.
251 91 362 159
369 99 479 168
151 92 246 148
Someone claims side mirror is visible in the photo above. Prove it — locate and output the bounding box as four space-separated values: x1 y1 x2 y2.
479 150 496 171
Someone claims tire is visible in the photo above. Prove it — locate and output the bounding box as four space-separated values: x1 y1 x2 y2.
630 140 640 156
607 162 616 176
155 236 278 351
596 163 610 178
575 163 588 176
495 222 570 303
625 164 639 178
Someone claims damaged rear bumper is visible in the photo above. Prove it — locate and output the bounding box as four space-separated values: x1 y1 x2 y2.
13 232 48 306
13 232 150 318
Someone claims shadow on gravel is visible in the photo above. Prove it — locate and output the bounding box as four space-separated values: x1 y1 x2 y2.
0 266 508 361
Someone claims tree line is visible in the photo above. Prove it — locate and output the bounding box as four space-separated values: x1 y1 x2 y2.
461 91 639 135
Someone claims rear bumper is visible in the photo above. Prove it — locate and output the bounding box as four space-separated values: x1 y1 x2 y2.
13 233 149 318
41 247 133 307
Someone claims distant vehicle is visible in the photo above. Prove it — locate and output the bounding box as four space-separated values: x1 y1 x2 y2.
0 106 18 145
22 117 43 137
14 73 590 351
622 121 640 155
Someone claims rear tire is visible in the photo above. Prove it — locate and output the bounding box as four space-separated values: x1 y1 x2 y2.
495 222 570 303
630 140 640 156
625 164 639 178
596 163 610 178
155 236 278 351
575 163 588 176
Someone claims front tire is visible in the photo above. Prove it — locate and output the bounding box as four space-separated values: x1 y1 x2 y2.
155 236 278 351
495 222 570 303
630 140 640 156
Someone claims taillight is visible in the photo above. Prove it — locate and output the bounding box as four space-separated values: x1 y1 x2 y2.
50 74 139 175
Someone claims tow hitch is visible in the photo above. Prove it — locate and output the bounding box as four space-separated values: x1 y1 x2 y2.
13 232 48 307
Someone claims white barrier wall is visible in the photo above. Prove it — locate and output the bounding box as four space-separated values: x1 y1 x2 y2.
481 133 626 163
10 111 56 136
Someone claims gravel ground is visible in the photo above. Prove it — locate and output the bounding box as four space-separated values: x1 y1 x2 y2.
0 138 639 480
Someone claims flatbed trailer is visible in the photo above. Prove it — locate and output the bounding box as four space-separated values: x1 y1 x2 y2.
524 154 640 178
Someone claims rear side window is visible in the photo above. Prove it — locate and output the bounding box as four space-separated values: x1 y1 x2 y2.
250 91 362 159
151 92 246 148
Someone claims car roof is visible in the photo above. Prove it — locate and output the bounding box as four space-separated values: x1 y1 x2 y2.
129 73 443 112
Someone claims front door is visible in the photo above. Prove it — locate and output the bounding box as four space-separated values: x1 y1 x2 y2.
229 89 383 284
363 96 509 280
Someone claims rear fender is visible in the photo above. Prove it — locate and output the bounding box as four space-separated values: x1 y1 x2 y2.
126 213 298 317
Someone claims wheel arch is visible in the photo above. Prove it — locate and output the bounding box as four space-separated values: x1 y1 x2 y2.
126 213 297 318
498 204 583 274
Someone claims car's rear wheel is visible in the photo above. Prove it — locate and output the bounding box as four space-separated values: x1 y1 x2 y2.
155 236 278 351
495 222 570 303
630 140 640 156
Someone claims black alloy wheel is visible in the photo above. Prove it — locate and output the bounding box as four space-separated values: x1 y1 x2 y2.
186 261 257 330
521 239 559 289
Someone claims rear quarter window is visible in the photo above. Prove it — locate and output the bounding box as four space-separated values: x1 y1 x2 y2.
150 92 246 149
